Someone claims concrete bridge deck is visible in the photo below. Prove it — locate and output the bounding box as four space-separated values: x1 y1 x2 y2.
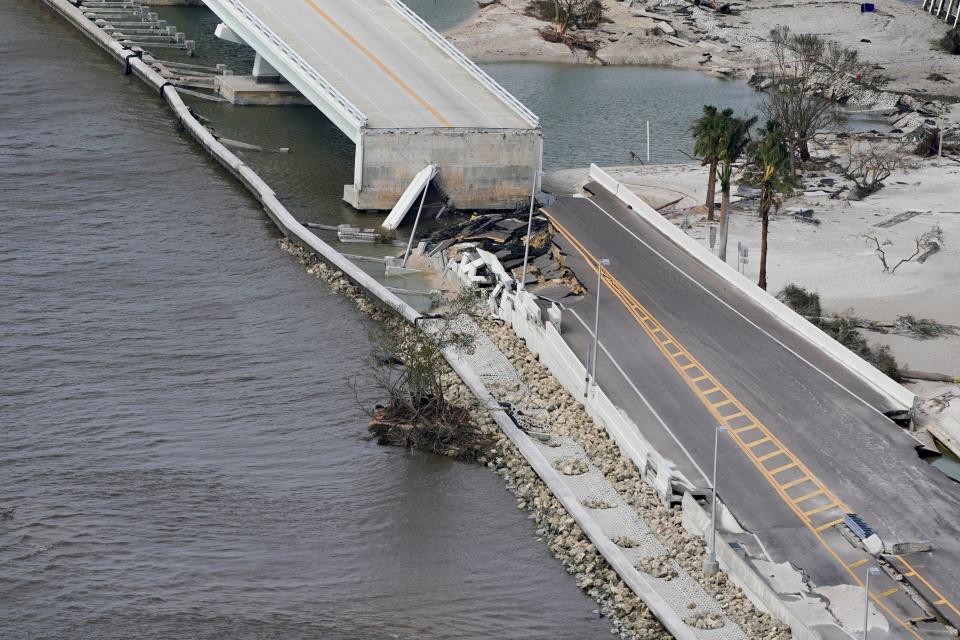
203 0 542 211
544 184 960 638
234 0 534 130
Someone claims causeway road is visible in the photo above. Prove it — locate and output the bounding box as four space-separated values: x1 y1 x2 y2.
544 184 960 639
232 0 533 129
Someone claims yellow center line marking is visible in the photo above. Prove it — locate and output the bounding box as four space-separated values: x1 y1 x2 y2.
848 558 869 570
779 476 810 490
768 462 798 475
792 489 825 504
302 0 453 127
757 450 786 463
878 587 899 599
814 518 845 533
802 503 837 517
546 212 933 638
892 557 960 618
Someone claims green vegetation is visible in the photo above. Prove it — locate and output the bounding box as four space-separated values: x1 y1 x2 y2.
940 26 960 55
692 105 730 222
716 111 757 262
777 285 902 381
366 287 493 459
743 121 796 291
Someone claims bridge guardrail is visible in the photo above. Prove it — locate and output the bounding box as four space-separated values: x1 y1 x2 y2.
216 0 368 129
384 0 540 128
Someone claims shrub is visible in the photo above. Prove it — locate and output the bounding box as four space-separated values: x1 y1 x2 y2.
940 26 960 55
777 284 902 381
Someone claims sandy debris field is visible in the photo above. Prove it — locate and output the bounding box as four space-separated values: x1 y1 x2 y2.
448 0 960 99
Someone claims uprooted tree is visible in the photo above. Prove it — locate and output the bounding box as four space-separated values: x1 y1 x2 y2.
526 0 603 35
760 26 888 169
365 287 493 459
861 224 945 274
838 139 916 200
553 0 603 33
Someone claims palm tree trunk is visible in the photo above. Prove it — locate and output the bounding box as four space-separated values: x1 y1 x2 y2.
718 186 731 262
758 189 770 290
706 158 718 221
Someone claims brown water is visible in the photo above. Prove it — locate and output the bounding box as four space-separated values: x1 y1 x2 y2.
0 2 615 638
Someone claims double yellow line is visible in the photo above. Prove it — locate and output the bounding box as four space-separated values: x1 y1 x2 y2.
548 211 958 638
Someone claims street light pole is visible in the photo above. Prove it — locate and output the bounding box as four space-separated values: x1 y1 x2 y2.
705 426 727 576
519 168 541 291
863 567 880 640
585 258 610 398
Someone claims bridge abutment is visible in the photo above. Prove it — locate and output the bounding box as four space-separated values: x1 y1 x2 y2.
345 127 543 211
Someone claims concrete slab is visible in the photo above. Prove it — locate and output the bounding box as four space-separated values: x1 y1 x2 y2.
214 75 310 106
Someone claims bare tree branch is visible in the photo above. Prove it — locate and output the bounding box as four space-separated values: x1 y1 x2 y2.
862 225 944 274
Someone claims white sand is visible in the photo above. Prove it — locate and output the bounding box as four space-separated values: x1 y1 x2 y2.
546 158 960 375
447 0 960 99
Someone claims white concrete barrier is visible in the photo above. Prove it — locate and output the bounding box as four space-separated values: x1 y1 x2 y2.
588 164 915 412
464 248 820 636
448 352 697 640
492 286 687 502
681 493 821 640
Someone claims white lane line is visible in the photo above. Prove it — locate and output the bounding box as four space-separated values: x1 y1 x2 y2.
334 0 502 129
582 197 894 422
566 307 710 484
567 307 775 564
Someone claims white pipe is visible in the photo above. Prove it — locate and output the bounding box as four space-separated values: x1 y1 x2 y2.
519 168 539 290
401 180 430 268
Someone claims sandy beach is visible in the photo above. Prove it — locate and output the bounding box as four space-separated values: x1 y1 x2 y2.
448 0 960 99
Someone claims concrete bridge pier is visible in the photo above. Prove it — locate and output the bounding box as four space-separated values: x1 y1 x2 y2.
252 53 280 82
205 0 543 212
345 127 543 211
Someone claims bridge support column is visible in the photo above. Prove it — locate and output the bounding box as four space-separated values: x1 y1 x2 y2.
253 53 281 82
343 127 543 212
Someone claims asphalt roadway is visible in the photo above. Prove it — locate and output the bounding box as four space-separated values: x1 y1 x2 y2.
543 185 960 639
235 0 532 129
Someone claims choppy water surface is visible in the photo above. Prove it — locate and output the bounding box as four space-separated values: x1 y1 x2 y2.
0 2 616 638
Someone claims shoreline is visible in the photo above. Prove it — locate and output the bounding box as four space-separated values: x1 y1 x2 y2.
38 2 795 638
446 0 960 99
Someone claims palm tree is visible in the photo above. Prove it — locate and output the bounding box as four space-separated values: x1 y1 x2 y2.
716 113 757 262
744 120 795 290
691 106 731 222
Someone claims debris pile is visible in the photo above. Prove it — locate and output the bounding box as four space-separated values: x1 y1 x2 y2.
426 214 585 298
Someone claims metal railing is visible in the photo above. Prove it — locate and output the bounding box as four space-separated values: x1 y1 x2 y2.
215 0 368 128
383 0 540 128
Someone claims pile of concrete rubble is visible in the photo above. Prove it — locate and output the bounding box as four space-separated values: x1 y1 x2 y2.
426 213 585 299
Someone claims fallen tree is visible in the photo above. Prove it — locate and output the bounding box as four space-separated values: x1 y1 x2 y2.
364 287 495 459
777 285 902 380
